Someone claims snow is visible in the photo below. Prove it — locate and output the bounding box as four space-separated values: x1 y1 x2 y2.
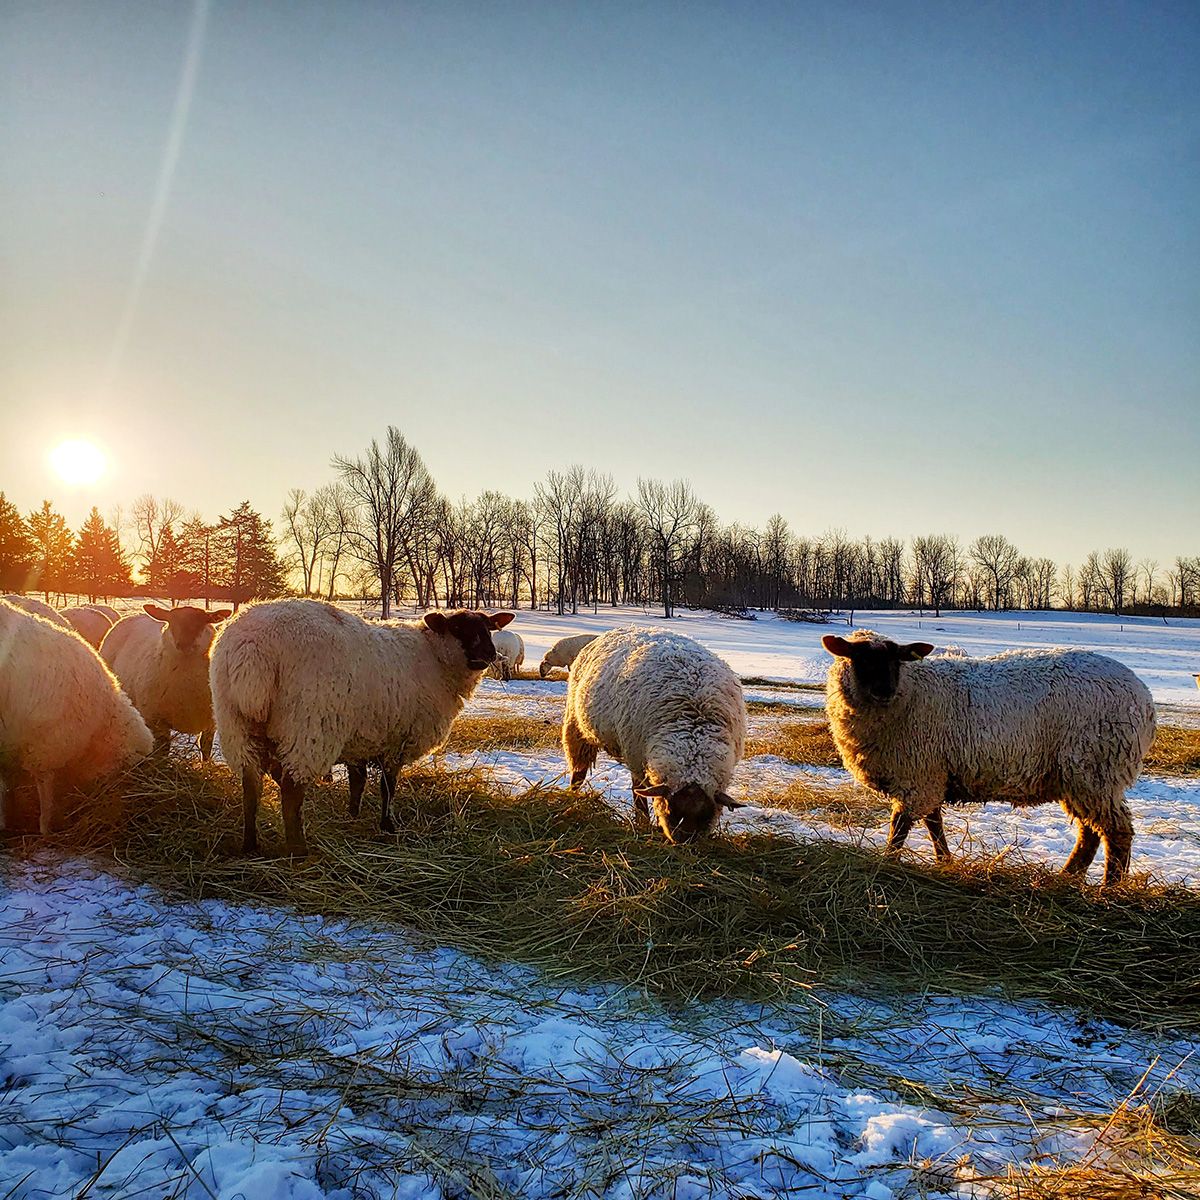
456 604 1200 707
3 861 1196 1200
4 606 1198 1197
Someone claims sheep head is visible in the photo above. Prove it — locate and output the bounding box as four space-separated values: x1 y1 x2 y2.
822 633 933 703
634 782 742 844
423 609 515 671
144 604 232 657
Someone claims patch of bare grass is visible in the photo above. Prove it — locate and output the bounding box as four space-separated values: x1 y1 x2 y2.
27 756 1200 1036
752 775 890 830
741 677 824 692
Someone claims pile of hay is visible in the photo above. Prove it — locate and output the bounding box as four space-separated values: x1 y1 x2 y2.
32 756 1200 1036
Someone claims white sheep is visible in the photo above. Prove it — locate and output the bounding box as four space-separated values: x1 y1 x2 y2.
85 603 122 623
488 628 525 680
100 604 232 759
564 627 746 843
60 605 114 649
4 594 71 629
210 600 515 854
538 632 599 679
0 598 153 833
822 631 1157 885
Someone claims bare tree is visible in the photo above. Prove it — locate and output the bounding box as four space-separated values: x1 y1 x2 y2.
1100 547 1133 615
333 427 439 618
969 534 1020 610
637 478 698 618
130 494 183 579
912 534 960 616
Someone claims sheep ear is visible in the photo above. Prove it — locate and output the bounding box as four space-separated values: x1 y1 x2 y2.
144 604 171 622
715 792 743 810
488 612 515 629
901 642 935 661
423 612 448 633
207 609 233 624
633 783 671 798
822 634 855 658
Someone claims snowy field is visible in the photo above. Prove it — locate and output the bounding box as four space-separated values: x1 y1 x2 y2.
3 607 1199 1198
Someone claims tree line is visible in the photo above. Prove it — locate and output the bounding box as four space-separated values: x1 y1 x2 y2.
2 425 1197 617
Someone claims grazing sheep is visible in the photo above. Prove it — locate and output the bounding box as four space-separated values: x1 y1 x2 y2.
0 598 153 833
100 604 232 759
210 600 514 854
564 627 746 844
539 632 599 679
488 628 525 680
86 603 121 623
822 631 1157 885
60 605 114 649
4 594 71 629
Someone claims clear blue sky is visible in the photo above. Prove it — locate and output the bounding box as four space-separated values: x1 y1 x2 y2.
2 1 1197 566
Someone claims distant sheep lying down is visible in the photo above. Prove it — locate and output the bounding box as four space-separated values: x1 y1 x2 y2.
822 631 1156 885
101 605 231 758
539 633 599 678
564 627 746 843
488 628 524 680
0 598 153 833
211 600 515 854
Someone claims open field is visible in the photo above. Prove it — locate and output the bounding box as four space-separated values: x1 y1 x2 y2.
3 608 1199 1198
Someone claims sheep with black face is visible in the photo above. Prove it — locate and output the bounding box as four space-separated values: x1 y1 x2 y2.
210 600 514 854
563 627 746 844
100 604 232 758
822 630 1156 884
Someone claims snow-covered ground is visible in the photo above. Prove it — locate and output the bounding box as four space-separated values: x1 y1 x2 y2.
3 860 1197 1200
464 604 1200 707
3 607 1198 1198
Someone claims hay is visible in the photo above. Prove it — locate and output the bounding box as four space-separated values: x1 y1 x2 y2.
445 714 561 754
27 756 1200 1037
747 717 842 766
1147 727 1200 777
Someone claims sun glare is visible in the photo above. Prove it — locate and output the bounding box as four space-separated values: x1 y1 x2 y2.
49 438 108 486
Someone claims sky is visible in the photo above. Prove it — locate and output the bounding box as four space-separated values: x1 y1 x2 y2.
1 0 1197 566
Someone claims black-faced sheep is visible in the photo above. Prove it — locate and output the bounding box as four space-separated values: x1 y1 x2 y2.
564 627 746 843
100 604 232 758
210 600 514 854
822 631 1156 885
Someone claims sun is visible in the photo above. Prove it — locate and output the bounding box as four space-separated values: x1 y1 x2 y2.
49 438 108 486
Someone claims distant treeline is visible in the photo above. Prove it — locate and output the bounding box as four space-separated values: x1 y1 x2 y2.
3 426 1198 618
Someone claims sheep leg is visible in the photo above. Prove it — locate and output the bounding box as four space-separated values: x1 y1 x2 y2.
885 804 914 856
378 768 397 834
36 773 58 835
924 808 951 862
199 729 214 761
279 773 308 856
346 763 367 817
153 729 172 757
241 768 263 854
563 716 598 788
1061 824 1102 877
1101 804 1134 886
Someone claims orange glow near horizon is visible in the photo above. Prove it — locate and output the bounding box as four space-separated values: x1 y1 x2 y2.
49 438 108 487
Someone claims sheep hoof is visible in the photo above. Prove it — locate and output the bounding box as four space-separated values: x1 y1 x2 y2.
379 816 396 834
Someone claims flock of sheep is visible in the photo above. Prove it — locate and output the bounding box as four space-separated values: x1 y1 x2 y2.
0 594 1157 885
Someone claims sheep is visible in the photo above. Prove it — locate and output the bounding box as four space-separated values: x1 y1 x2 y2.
100 604 232 759
0 598 153 833
209 600 515 855
563 627 746 844
86 603 121 623
60 605 114 649
821 631 1157 885
488 628 525 680
3 594 71 629
539 632 599 679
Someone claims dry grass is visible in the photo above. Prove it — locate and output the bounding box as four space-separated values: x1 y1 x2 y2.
751 775 891 830
747 716 842 767
1147 726 1200 777
24 756 1200 1036
741 676 825 692
444 713 561 754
